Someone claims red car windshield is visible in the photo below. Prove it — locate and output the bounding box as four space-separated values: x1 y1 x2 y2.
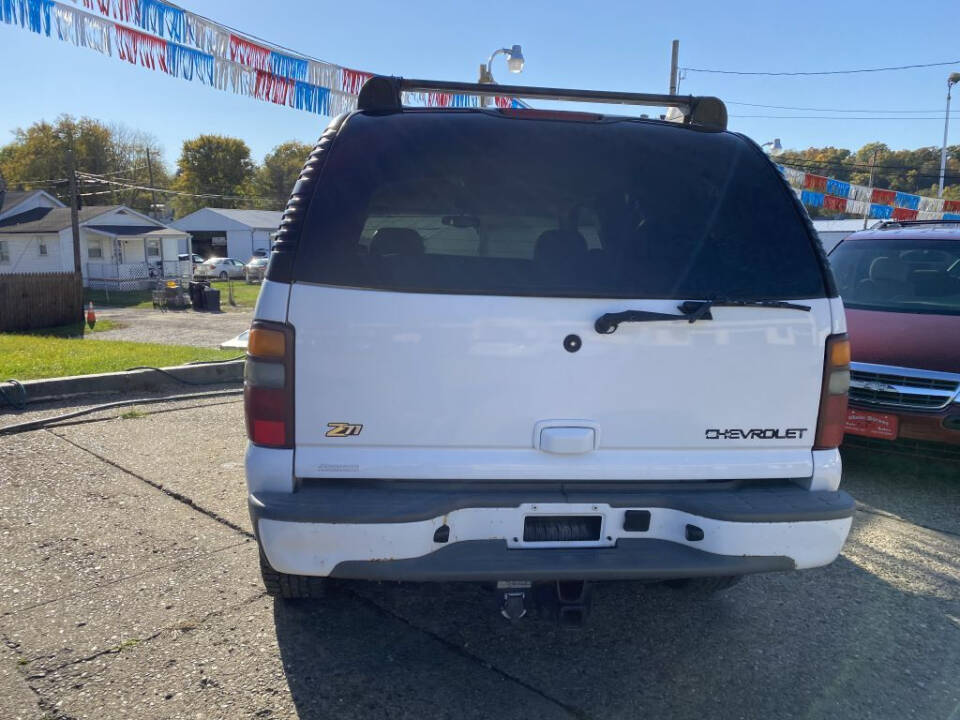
829 238 960 315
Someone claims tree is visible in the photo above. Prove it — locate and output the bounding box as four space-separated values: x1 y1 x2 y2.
253 141 312 210
170 135 256 216
0 115 166 215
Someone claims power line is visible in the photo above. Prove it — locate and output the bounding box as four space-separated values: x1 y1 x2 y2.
778 160 960 182
76 172 271 202
727 100 948 113
682 59 960 76
731 114 947 120
778 157 959 172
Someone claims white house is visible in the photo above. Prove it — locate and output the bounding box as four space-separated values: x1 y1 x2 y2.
171 208 281 261
0 189 189 288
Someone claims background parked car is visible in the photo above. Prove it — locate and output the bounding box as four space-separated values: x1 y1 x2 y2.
178 253 205 267
196 257 246 280
244 256 269 283
828 221 960 457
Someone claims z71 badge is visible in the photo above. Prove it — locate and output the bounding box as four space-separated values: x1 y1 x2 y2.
325 422 363 437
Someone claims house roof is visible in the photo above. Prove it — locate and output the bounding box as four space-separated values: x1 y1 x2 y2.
0 206 120 233
0 190 31 215
85 224 186 237
172 207 282 230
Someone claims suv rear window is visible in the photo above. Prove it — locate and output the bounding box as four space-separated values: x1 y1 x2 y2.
294 112 826 299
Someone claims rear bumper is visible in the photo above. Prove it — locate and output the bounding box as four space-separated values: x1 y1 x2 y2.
251 480 855 581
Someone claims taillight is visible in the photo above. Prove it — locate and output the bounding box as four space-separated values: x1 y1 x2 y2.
814 333 850 450
244 321 294 448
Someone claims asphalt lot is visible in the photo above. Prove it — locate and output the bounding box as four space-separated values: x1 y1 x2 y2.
88 307 253 348
1 396 958 719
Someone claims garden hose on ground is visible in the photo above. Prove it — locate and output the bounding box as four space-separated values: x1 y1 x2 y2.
0 379 27 411
0 389 244 436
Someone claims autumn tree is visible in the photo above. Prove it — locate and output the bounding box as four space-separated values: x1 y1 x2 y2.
170 135 255 216
0 115 167 215
252 141 311 210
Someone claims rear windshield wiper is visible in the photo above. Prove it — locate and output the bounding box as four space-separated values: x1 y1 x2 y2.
678 299 812 323
595 299 812 333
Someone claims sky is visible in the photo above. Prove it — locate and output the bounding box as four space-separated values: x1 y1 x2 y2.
1 0 958 172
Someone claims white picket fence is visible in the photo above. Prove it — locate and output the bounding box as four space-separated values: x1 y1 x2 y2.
86 261 192 292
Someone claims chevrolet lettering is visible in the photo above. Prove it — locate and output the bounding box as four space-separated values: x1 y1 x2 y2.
705 428 808 440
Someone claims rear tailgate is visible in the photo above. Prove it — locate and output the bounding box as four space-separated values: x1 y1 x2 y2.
290 287 829 481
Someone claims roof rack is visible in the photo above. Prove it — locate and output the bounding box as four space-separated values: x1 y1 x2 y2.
874 219 960 229
356 76 728 130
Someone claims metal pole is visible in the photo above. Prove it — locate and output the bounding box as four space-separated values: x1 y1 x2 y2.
67 142 82 276
669 40 679 95
939 82 953 198
145 148 159 218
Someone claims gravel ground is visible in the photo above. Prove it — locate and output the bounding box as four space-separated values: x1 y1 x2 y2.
86 306 253 348
1 398 958 719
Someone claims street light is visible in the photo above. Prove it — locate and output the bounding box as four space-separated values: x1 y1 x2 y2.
938 72 960 198
760 138 783 156
478 45 524 84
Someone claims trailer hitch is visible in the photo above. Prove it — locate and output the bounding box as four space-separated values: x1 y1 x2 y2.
496 580 593 627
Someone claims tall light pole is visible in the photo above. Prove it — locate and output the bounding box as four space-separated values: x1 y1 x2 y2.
477 45 524 85
938 72 960 198
760 138 783 156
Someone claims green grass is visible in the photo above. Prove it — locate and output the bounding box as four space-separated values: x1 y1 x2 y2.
0 333 238 381
84 280 261 311
21 319 119 338
209 280 261 310
84 289 154 309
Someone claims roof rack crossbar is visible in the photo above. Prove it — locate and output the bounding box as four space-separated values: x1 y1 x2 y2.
876 219 960 228
356 76 728 130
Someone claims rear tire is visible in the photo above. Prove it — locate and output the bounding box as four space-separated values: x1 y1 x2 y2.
664 575 742 596
259 549 325 599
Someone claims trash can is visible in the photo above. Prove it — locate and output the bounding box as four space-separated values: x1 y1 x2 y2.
203 286 221 312
189 281 209 310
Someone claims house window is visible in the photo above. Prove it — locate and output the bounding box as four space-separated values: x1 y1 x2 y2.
88 238 103 259
146 238 161 257
0 240 9 263
38 237 48 256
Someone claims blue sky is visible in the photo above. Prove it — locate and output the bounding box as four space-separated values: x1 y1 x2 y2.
1 0 958 170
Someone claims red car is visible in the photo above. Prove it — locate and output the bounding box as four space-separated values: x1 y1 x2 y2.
828 221 960 459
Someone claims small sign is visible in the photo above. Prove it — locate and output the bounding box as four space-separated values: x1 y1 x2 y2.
845 409 899 441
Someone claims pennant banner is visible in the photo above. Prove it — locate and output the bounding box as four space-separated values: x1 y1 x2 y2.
2 0 521 118
777 164 960 222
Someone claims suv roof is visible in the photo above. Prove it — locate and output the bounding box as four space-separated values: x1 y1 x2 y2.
846 224 960 242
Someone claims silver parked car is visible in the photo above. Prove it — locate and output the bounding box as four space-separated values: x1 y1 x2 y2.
196 257 246 280
244 256 269 283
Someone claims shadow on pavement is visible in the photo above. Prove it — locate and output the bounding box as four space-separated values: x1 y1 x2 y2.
840 447 960 534
273 544 960 720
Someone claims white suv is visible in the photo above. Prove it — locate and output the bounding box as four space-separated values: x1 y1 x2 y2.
244 78 854 617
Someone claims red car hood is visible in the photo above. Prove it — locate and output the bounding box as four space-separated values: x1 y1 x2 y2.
845 307 960 374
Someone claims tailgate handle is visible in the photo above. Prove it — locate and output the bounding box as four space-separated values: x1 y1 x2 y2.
539 427 596 455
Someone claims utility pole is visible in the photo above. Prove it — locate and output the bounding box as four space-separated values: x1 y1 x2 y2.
938 74 959 197
67 139 82 275
863 149 878 230
669 39 679 95
145 148 159 218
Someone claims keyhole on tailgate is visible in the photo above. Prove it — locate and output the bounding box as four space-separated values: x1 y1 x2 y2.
563 334 582 353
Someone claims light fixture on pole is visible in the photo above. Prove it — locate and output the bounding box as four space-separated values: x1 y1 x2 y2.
760 138 783 156
478 45 524 85
938 72 960 198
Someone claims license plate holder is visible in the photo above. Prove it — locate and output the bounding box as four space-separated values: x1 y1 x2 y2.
845 408 899 440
